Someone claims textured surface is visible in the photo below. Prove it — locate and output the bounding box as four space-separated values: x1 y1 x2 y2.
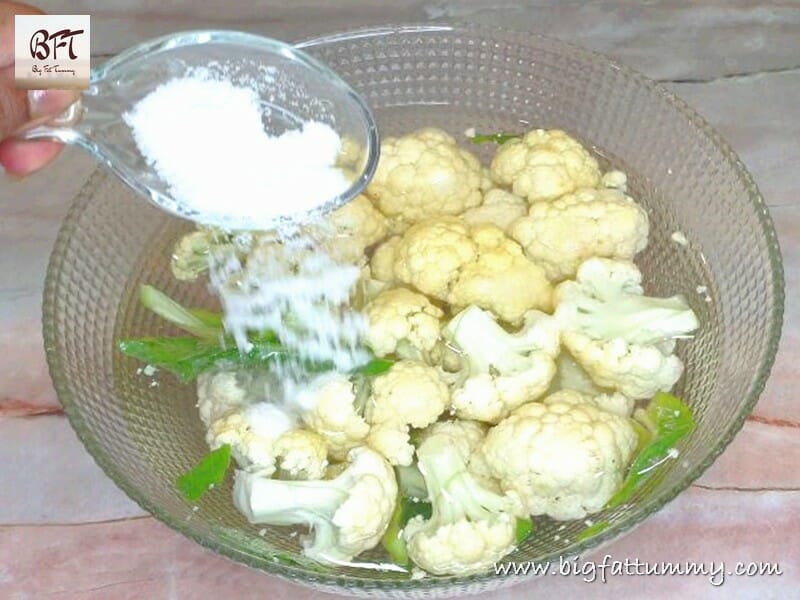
0 2 798 598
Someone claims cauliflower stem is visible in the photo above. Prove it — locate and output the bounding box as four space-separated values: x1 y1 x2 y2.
234 447 397 565
404 431 530 575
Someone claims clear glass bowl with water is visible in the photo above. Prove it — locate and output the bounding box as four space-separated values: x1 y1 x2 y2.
43 23 783 597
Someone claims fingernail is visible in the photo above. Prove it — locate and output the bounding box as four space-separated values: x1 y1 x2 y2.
27 89 80 121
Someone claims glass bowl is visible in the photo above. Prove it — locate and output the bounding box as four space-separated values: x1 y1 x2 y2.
43 23 784 597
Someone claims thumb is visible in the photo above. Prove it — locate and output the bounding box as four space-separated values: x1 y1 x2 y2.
0 82 80 140
26 88 80 122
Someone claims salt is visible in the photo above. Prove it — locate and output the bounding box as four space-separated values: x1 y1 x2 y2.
209 236 369 375
126 76 368 381
124 74 350 230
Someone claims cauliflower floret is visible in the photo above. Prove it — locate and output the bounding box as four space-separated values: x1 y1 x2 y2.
393 218 552 323
479 167 494 192
552 352 603 395
490 129 601 203
449 224 553 322
443 306 559 423
234 447 397 565
352 264 391 310
482 396 638 520
206 402 297 473
336 135 364 170
365 361 450 465
364 288 444 359
462 189 528 233
169 228 242 281
324 194 390 264
408 518 516 576
417 419 486 453
555 258 700 399
393 218 477 301
196 371 250 428
418 419 498 492
370 236 401 283
404 429 519 575
601 169 628 191
366 128 483 224
561 335 684 401
543 388 634 419
551 356 635 417
292 373 370 461
273 429 329 480
170 229 215 281
510 187 649 281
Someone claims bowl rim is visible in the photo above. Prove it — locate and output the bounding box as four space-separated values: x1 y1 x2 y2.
43 21 785 594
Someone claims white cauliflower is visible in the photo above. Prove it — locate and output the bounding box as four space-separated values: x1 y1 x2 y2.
482 395 639 520
273 429 329 480
555 258 700 399
324 194 390 264
417 419 498 492
365 361 450 466
543 388 634 419
462 188 528 233
170 229 217 281
510 187 649 281
196 370 250 428
234 447 397 565
292 373 370 461
601 169 628 191
404 429 520 575
553 352 603 395
352 264 391 310
364 288 444 360
370 236 401 283
366 128 483 224
552 356 635 417
490 129 601 203
206 402 297 474
393 218 552 324
443 306 559 423
479 167 494 192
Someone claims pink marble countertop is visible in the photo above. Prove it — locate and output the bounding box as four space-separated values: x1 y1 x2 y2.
1 2 798 598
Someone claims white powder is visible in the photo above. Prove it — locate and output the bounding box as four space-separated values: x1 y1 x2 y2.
124 75 350 230
209 234 369 375
126 76 368 378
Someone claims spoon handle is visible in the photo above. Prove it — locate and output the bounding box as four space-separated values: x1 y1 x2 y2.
15 93 88 144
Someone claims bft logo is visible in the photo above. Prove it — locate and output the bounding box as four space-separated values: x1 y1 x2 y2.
15 15 90 89
29 28 85 61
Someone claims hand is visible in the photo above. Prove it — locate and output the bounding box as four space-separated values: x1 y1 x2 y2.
0 1 78 175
